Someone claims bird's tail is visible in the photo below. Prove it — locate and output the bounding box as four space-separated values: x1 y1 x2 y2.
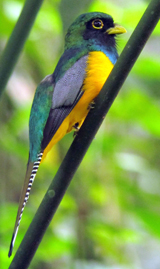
8 152 43 257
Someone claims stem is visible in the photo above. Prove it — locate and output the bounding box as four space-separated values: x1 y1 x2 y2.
0 0 44 96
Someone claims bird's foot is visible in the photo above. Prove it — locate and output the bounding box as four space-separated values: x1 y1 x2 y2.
88 100 95 110
73 122 79 137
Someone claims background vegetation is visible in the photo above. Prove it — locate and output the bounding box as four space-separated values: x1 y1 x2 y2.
0 0 160 268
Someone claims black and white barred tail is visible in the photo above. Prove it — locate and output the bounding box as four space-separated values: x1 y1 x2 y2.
8 152 43 257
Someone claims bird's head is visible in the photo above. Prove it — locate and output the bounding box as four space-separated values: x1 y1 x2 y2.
64 12 126 51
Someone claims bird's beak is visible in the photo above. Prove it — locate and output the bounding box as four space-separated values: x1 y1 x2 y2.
106 23 127 35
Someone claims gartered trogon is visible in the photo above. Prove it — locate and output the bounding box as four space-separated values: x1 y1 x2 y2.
8 12 126 257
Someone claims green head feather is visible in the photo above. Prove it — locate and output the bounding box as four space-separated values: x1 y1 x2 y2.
65 12 114 49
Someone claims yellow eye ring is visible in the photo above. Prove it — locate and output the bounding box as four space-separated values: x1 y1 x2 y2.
92 19 104 29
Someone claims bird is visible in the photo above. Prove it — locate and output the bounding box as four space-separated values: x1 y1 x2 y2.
8 12 126 257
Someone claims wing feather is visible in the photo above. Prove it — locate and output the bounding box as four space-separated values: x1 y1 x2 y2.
29 75 54 162
41 55 88 150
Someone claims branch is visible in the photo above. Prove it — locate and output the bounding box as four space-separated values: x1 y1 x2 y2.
9 0 160 268
0 0 44 96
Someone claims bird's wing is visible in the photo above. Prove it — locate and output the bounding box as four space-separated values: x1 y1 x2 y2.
41 55 88 150
29 75 55 161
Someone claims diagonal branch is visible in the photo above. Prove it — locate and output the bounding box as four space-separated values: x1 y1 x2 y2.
9 0 160 268
0 0 44 96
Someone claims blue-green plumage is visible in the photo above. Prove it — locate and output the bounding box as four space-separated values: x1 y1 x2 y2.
29 75 54 162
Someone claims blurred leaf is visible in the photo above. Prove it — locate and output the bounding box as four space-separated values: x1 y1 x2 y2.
1 0 160 268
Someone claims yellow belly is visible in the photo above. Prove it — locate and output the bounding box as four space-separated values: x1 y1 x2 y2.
43 51 114 160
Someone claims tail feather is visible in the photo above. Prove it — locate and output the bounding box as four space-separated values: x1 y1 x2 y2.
8 152 43 257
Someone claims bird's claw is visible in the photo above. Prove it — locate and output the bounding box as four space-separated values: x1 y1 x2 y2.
88 100 95 110
73 122 80 137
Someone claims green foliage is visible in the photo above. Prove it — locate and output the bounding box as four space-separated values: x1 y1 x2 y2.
0 0 160 268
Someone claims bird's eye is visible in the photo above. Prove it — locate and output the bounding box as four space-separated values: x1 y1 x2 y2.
92 19 104 29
